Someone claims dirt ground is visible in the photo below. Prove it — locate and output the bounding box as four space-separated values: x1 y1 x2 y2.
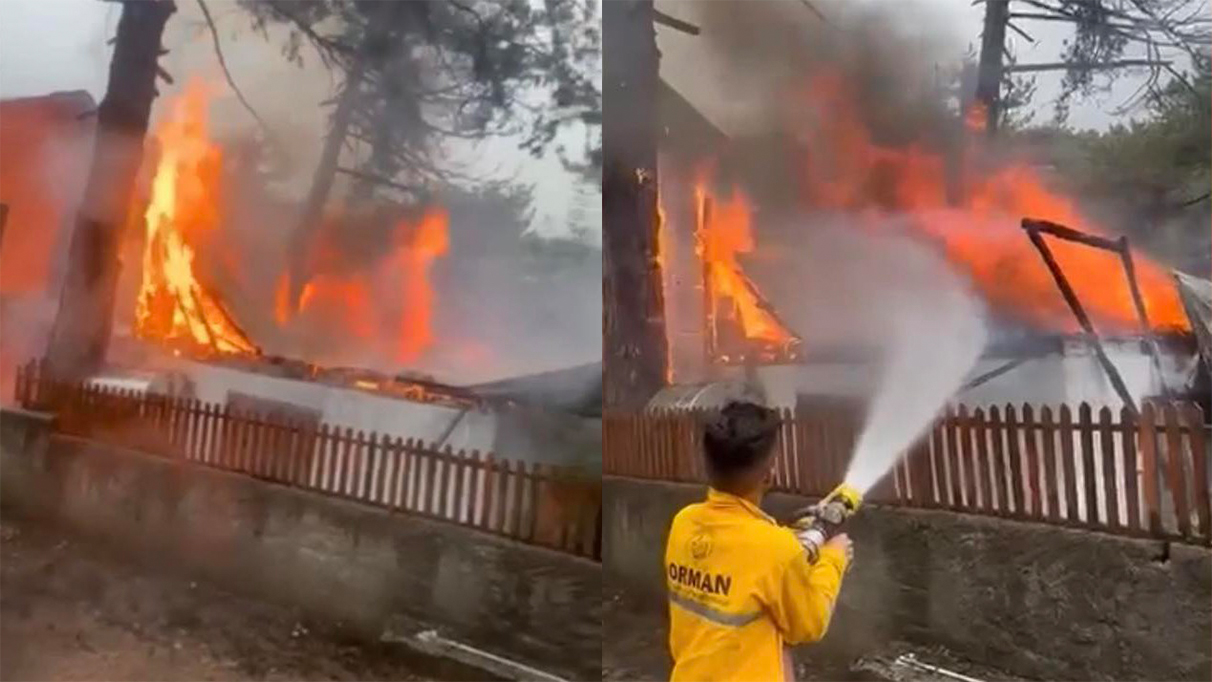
0 517 479 682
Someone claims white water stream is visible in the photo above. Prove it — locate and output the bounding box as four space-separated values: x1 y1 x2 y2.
842 277 987 495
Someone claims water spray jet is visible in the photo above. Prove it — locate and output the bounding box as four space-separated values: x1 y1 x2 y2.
782 234 988 559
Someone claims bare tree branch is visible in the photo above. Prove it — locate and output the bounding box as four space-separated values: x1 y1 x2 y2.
334 167 423 195
798 0 831 25
1006 20 1038 44
196 0 272 136
1006 58 1172 72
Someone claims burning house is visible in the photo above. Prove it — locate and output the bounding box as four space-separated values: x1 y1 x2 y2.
650 10 1206 416
1 79 599 471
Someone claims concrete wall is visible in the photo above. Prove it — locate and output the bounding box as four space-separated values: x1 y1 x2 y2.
0 409 601 680
604 476 1212 682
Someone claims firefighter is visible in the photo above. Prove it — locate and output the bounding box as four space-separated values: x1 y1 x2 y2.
665 401 853 682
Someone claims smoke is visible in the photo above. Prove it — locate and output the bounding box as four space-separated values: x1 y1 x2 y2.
839 228 987 494
660 0 967 140
657 0 994 487
753 214 988 495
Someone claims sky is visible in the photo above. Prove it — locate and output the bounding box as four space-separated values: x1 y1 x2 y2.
655 0 1196 135
0 0 1194 226
0 0 599 242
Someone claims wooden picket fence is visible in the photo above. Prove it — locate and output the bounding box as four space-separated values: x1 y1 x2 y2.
604 400 1212 546
15 362 601 560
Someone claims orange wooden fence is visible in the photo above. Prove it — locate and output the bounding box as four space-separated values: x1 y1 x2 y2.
604 401 1212 545
15 362 601 560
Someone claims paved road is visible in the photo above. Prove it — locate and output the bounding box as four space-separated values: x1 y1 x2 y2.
0 517 470 682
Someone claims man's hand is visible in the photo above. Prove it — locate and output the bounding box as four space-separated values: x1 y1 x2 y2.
824 533 853 566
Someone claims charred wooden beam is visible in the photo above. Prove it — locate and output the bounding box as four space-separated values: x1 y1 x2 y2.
1117 235 1173 398
1022 219 1138 414
653 9 700 35
961 356 1031 391
1023 218 1121 250
1024 218 1172 398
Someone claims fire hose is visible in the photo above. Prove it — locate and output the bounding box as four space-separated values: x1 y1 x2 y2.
783 483 863 564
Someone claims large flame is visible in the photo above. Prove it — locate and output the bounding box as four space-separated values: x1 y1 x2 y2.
694 180 798 347
135 82 258 356
791 71 1188 332
392 209 449 363
276 208 450 366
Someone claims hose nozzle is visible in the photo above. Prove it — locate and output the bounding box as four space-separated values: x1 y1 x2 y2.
787 483 863 564
824 483 862 514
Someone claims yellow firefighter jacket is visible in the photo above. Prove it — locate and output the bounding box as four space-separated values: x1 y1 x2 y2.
665 488 849 682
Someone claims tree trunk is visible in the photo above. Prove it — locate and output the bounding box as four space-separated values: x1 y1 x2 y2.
602 0 669 410
975 0 1008 136
285 53 367 308
44 0 176 381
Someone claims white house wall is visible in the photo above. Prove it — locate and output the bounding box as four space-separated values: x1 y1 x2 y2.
180 360 498 452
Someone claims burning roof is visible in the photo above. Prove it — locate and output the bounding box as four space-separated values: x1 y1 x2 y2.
126 81 452 374
657 71 1193 373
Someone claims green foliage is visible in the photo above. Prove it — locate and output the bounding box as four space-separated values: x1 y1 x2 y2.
1010 55 1210 273
1060 54 1209 201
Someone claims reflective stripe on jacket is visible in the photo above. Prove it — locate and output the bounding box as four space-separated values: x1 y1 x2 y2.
665 488 848 682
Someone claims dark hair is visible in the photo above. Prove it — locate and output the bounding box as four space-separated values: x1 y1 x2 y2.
703 401 781 480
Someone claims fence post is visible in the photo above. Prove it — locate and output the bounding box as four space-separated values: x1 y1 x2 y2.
1078 403 1099 526
450 448 468 523
492 454 510 532
1183 404 1210 543
1139 403 1163 534
507 459 525 539
1059 405 1079 523
1121 406 1141 533
523 461 540 542
1098 406 1120 530
989 406 1010 516
1005 404 1026 518
1161 403 1192 539
969 406 986 511
417 443 436 516
1020 404 1041 519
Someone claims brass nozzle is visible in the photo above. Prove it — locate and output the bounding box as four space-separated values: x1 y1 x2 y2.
826 483 863 512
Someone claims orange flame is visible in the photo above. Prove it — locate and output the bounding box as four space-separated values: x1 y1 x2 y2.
964 101 989 134
393 209 449 364
695 180 797 346
282 209 450 366
656 190 674 382
135 82 258 356
790 71 1188 333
